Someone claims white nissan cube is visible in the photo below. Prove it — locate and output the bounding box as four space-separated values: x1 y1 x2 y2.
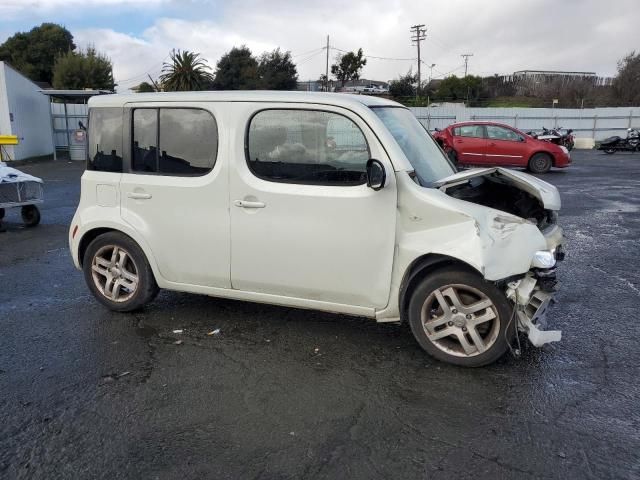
70 91 564 366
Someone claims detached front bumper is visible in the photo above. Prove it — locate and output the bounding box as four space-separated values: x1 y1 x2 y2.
506 267 562 347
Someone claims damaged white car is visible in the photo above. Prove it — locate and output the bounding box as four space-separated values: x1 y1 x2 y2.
70 92 563 366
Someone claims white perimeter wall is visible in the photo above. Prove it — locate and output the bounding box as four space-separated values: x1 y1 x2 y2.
0 62 53 160
410 104 640 141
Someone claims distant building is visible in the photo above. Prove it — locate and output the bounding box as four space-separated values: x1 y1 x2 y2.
0 62 53 161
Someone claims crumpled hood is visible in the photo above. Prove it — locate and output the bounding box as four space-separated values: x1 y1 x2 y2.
433 167 561 211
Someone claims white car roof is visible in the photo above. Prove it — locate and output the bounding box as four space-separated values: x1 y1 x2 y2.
88 90 402 109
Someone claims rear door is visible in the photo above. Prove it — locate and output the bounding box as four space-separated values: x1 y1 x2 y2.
229 103 396 309
119 102 231 288
485 125 529 166
452 124 487 164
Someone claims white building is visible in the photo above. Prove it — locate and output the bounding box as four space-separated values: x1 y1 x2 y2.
0 61 53 161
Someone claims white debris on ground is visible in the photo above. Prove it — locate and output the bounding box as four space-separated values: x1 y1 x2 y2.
0 162 43 184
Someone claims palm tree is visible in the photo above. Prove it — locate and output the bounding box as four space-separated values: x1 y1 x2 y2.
159 50 214 91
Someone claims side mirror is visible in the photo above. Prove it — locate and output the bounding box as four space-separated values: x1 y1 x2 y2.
366 159 386 191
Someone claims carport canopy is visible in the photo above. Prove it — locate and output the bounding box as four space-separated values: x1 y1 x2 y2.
40 89 112 160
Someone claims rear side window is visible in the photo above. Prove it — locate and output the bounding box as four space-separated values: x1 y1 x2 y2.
246 109 369 185
132 108 218 176
453 125 484 138
88 107 123 172
486 125 521 142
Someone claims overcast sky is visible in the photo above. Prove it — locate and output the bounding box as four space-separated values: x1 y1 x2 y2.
1 0 638 90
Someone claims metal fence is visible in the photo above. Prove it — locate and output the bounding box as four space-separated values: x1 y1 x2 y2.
410 105 640 140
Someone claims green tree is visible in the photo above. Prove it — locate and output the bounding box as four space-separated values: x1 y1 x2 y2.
612 51 640 106
331 48 367 87
52 46 114 90
389 70 416 98
0 23 75 84
212 46 258 90
159 49 214 92
131 81 157 93
436 75 483 102
257 48 297 90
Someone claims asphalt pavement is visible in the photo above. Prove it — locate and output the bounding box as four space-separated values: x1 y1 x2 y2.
1 150 639 479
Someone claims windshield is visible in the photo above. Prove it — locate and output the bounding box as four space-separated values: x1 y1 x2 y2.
372 107 455 186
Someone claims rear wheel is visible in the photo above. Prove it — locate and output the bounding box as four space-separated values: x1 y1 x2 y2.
0 208 5 220
21 205 40 227
83 231 159 312
528 153 552 174
408 268 515 367
448 149 458 165
603 147 616 154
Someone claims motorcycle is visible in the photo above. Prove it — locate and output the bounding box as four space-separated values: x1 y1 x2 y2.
555 127 575 151
598 128 640 154
527 127 575 151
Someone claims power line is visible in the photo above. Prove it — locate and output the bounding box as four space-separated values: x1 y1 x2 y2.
115 54 170 84
291 47 325 58
331 46 414 61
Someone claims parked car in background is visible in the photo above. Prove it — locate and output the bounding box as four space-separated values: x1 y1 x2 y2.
70 92 564 367
433 121 571 173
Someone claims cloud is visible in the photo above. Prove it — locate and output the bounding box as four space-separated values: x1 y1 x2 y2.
3 0 638 90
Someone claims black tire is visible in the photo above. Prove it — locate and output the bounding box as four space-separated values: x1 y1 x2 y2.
407 267 515 367
603 148 616 155
83 231 159 312
528 153 552 174
0 208 5 220
448 149 458 165
21 205 40 227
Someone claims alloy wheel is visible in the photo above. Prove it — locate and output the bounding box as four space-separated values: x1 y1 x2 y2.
420 284 501 357
91 245 139 302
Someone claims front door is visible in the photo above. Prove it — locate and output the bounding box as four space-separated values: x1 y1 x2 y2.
119 102 231 288
485 125 529 166
229 103 396 309
452 124 487 165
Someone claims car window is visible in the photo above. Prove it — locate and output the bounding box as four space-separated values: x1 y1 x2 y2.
453 125 484 138
132 108 218 176
247 109 369 185
486 125 521 142
87 107 123 172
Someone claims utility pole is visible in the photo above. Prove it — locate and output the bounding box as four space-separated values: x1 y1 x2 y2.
461 53 474 77
325 35 330 92
410 24 426 97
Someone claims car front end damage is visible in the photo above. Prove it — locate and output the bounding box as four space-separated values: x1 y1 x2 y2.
435 167 566 349
505 245 564 348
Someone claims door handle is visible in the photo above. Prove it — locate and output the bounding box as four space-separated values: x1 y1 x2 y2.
128 192 152 200
234 200 266 209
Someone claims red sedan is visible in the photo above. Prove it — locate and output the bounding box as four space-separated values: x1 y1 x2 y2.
433 121 571 173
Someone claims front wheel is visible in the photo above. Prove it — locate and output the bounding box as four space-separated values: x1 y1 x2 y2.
528 153 552 174
83 231 159 312
408 268 515 367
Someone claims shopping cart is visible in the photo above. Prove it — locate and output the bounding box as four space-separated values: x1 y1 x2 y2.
0 135 43 227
